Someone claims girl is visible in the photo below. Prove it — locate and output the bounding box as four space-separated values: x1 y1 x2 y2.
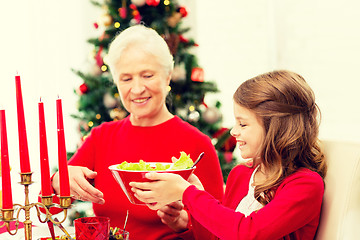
130 70 327 239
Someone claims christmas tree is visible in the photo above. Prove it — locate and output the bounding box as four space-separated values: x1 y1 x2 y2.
71 0 237 181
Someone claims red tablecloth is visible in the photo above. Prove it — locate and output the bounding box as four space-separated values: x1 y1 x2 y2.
0 221 24 234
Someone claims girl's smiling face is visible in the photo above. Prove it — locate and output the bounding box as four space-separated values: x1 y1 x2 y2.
230 101 265 161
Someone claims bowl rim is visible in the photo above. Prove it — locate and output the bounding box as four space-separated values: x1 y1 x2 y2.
108 163 195 172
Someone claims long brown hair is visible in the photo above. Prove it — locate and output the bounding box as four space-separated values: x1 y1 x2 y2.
233 70 327 205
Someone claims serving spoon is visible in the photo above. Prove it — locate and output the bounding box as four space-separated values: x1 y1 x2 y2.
192 152 205 168
122 210 129 236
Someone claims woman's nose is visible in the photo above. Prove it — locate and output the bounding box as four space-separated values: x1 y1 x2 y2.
131 78 145 94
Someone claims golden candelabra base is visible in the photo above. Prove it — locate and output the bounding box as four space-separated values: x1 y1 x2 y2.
0 172 72 240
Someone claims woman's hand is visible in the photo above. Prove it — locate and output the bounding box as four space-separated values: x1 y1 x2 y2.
129 172 191 210
52 166 105 204
157 201 189 233
187 173 204 191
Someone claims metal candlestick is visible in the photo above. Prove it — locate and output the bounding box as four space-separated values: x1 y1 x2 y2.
0 172 72 240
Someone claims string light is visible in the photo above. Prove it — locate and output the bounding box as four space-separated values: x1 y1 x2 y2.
101 65 108 72
167 86 171 92
82 134 89 141
96 114 101 119
114 93 119 98
164 0 170 6
114 22 121 28
189 105 195 111
88 121 94 127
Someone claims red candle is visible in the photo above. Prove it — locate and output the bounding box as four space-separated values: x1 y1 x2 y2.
0 109 14 209
38 100 52 196
56 98 70 197
15 75 31 173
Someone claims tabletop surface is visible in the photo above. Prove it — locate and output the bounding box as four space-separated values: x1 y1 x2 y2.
0 226 75 240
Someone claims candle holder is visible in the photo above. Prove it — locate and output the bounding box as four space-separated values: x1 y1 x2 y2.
0 172 72 240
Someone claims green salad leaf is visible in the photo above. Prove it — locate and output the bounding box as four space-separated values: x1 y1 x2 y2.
117 160 171 171
116 151 194 171
170 151 194 170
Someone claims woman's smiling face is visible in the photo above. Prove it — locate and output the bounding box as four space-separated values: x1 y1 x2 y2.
113 47 171 126
230 101 265 161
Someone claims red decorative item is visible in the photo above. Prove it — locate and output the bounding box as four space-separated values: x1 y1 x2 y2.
93 22 99 29
129 4 137 10
179 35 189 43
213 127 237 154
56 98 70 197
224 152 233 163
77 83 89 95
119 8 127 19
0 109 13 209
95 46 104 67
132 10 142 23
120 0 127 19
191 67 204 82
38 100 52 197
146 0 160 7
178 7 188 17
212 127 228 139
15 75 31 173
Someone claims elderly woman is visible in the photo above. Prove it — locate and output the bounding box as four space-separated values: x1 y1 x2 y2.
51 25 224 240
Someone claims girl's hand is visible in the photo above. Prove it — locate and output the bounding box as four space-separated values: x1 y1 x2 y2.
129 172 191 210
157 201 189 233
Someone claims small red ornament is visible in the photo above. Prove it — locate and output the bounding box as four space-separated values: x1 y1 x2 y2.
179 35 189 43
129 4 137 10
119 7 127 19
77 83 89 95
95 46 104 67
191 67 204 82
146 0 160 7
213 127 237 159
212 127 228 139
224 152 233 163
178 7 188 17
132 10 142 23
93 22 99 29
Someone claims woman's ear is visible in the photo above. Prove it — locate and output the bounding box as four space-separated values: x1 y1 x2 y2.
166 71 172 85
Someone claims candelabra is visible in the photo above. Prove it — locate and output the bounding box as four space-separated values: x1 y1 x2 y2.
0 172 72 240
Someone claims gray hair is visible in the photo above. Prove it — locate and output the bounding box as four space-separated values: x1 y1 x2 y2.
106 25 174 78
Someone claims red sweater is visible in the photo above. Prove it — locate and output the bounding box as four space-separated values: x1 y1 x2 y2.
183 165 324 240
68 116 224 240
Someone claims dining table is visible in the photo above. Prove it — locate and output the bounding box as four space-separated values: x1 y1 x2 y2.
0 223 75 240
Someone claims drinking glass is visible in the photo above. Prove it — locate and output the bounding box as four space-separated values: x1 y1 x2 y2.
74 216 110 240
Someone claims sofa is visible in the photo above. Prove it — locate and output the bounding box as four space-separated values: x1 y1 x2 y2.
315 140 360 239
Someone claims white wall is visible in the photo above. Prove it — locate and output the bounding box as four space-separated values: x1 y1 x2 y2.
195 0 360 144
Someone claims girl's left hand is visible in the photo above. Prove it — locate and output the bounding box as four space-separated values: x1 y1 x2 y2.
129 172 191 210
